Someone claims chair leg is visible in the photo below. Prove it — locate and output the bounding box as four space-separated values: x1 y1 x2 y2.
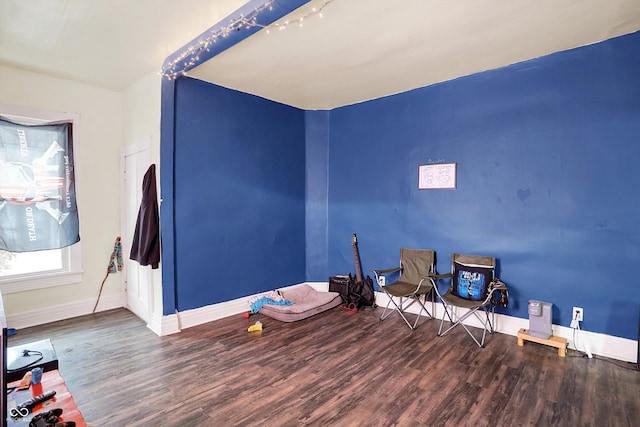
471 307 495 335
409 295 433 329
380 298 397 321
438 303 453 336
438 302 455 335
380 296 415 330
429 289 436 321
381 295 433 330
438 304 493 348
393 297 418 330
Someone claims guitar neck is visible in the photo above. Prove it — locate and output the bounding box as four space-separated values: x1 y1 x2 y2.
352 234 363 282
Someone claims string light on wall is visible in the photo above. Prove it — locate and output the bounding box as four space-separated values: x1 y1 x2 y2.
161 0 335 80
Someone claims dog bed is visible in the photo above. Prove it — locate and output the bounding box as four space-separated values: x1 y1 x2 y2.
259 284 342 322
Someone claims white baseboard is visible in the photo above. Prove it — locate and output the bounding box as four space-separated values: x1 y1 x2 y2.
148 311 180 336
175 297 248 330
163 283 637 363
10 283 635 364
5 283 329 335
6 291 125 330
375 290 638 363
170 282 327 332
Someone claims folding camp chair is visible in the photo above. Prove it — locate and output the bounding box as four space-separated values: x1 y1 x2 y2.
434 253 508 347
371 248 436 330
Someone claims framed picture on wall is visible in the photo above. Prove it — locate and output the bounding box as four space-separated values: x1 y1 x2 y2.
418 163 457 189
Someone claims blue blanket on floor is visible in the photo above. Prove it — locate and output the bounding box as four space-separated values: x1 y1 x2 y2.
250 297 294 314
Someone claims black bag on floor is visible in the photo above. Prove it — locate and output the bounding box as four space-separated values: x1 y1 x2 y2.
351 275 376 308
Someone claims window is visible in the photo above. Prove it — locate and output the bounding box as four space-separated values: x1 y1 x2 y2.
0 103 83 294
2 250 63 275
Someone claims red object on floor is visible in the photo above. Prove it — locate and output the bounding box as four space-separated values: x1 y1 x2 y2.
340 303 358 314
7 369 86 427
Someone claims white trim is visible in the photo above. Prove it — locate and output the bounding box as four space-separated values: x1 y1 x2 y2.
147 311 180 336
0 271 83 294
119 137 153 323
8 281 635 363
0 243 83 294
368 290 638 363
177 297 248 330
119 138 152 158
5 291 124 330
173 282 325 331
0 102 81 125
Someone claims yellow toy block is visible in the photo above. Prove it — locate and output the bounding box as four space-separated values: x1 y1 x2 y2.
248 321 263 332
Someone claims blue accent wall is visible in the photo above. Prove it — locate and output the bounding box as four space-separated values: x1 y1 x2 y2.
162 30 640 340
325 31 640 339
305 111 330 280
160 78 178 315
170 78 306 311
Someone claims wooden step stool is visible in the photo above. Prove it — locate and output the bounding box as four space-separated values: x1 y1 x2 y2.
517 328 567 357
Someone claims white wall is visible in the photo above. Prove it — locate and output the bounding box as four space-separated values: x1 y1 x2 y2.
121 71 164 323
0 65 164 330
0 65 125 324
122 71 162 167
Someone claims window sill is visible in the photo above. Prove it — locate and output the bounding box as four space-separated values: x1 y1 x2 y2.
0 270 84 294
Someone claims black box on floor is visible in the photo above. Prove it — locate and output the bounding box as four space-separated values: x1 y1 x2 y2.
329 275 351 305
6 338 59 383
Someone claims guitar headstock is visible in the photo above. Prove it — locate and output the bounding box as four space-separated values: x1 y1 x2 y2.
351 233 357 247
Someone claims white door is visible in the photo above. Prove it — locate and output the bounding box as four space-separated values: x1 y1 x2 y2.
120 138 152 322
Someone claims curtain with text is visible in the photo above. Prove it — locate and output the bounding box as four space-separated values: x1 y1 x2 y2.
0 117 80 252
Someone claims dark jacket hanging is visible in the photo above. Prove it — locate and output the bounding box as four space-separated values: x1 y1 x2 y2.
130 164 160 269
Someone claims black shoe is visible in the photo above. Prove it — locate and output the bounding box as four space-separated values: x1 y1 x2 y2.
29 408 64 427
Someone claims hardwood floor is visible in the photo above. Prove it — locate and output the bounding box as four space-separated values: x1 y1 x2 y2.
7 306 640 426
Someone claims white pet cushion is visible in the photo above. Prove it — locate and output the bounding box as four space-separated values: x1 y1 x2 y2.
259 284 341 322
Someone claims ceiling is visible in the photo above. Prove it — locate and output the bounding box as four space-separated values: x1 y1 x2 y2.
2 0 640 110
0 0 248 90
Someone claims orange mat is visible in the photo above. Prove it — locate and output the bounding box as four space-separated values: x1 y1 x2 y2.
7 369 86 427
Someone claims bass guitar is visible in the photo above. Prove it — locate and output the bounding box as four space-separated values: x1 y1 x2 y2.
351 233 376 308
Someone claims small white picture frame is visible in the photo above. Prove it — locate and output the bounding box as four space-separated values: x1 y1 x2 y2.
418 163 457 190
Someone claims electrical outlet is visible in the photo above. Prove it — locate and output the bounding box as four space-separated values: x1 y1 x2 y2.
572 306 583 322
